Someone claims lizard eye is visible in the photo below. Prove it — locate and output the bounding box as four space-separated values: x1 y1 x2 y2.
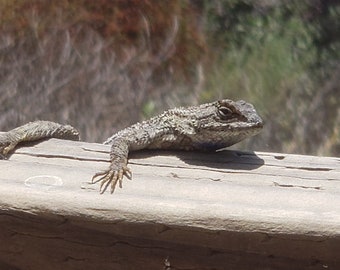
217 106 233 119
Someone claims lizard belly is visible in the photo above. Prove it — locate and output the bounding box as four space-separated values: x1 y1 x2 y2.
145 134 229 152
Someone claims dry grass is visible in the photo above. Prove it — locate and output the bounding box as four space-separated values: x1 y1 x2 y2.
0 1 204 142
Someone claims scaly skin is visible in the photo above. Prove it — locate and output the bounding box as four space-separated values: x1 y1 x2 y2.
0 121 79 158
0 99 263 194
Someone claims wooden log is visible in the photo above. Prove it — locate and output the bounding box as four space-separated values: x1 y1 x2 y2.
0 138 339 270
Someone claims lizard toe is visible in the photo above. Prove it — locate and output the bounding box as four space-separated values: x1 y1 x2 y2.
99 170 114 194
123 167 132 180
91 171 108 184
110 171 120 193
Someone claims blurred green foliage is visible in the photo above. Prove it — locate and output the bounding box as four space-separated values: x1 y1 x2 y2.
202 0 339 155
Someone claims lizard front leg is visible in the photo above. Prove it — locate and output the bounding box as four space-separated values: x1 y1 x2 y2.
92 138 132 194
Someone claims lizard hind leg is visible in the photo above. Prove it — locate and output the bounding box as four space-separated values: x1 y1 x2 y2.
0 138 19 159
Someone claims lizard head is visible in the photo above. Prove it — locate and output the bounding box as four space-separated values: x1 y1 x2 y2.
215 99 263 130
192 99 263 150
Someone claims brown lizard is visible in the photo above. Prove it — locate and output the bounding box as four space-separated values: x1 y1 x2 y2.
0 99 263 193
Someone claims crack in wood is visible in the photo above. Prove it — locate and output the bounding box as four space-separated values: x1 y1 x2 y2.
273 181 323 190
18 152 110 162
284 166 332 172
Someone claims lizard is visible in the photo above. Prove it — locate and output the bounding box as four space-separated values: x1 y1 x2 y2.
0 99 263 194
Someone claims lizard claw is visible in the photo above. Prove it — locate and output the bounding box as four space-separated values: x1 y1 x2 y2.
92 165 132 194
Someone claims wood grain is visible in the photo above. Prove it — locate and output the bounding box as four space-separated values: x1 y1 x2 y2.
0 138 339 269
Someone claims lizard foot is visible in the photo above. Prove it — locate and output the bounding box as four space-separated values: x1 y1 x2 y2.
0 138 17 159
92 165 132 194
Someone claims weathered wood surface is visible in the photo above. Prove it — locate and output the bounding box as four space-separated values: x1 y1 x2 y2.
0 138 339 270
